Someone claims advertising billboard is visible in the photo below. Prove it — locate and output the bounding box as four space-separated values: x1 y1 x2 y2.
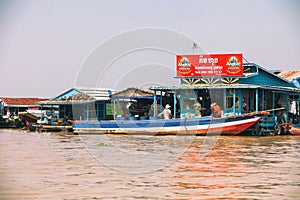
176 53 243 77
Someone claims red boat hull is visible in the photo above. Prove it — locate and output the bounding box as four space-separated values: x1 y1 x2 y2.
290 126 300 135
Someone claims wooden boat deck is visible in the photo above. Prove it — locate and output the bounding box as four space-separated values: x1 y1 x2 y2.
34 125 73 132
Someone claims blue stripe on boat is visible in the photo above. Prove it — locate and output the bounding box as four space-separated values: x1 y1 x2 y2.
73 115 257 129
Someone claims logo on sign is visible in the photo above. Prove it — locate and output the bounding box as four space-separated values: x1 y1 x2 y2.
226 56 241 74
226 56 240 67
178 57 192 74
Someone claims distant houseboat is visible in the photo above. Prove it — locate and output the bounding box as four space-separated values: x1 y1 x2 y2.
37 87 115 132
0 97 48 128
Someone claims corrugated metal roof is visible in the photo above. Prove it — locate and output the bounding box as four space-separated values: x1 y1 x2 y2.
0 97 48 107
38 87 116 105
51 87 116 100
277 71 300 81
39 100 96 105
76 87 116 100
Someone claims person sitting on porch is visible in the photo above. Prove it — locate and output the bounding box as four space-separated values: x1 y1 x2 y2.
159 104 172 119
211 103 221 118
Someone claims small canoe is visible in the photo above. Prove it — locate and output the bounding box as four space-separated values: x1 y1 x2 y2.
290 126 300 135
282 124 300 135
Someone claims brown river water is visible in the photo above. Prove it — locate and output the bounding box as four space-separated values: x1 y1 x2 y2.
0 129 299 199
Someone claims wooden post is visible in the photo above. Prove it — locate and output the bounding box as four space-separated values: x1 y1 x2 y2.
262 89 265 111
64 106 66 118
272 92 275 116
286 94 289 121
40 105 43 125
153 90 157 117
113 100 116 120
160 90 163 113
233 88 236 114
173 90 177 118
86 104 89 120
255 89 258 112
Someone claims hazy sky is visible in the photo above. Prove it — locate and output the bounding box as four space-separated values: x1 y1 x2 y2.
0 0 299 97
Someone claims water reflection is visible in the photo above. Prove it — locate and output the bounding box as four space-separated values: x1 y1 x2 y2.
169 136 300 199
0 129 299 199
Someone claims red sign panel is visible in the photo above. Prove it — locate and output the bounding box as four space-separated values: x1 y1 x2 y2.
176 53 243 77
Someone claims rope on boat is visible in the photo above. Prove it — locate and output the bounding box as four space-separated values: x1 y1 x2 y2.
241 107 285 117
183 117 189 134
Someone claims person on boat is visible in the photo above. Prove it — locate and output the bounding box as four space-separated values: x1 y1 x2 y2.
149 102 163 117
194 101 202 117
230 97 240 109
25 120 30 127
6 110 11 119
211 103 221 118
159 104 172 119
63 115 75 125
202 95 212 116
144 112 150 120
235 97 240 108
63 115 70 125
290 101 296 115
242 98 248 113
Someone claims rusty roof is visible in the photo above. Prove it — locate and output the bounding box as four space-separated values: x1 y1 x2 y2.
112 87 154 98
0 97 48 106
277 71 300 81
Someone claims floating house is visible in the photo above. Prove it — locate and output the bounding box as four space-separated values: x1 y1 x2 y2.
111 87 179 119
0 97 48 117
38 87 116 122
159 62 300 117
73 53 300 136
110 87 154 119
150 54 300 135
0 97 48 128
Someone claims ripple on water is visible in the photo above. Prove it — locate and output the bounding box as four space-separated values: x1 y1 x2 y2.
0 130 300 199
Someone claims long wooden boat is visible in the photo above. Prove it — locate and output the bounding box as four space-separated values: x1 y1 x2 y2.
28 124 73 132
72 112 268 135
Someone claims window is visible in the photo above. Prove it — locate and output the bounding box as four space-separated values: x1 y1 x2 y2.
182 98 196 110
226 96 240 109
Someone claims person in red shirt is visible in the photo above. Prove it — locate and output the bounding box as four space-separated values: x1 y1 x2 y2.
211 103 221 118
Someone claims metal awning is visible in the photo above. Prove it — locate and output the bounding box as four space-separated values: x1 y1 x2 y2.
38 100 97 105
150 84 262 91
150 84 300 93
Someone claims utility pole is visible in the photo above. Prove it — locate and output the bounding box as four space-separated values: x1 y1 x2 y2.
192 42 198 54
